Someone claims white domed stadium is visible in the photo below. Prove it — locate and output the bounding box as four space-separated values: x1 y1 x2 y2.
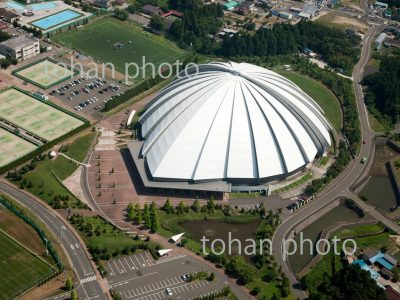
128 62 332 193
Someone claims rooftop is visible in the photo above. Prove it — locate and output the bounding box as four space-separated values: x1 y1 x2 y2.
0 7 20 19
143 4 162 15
0 35 38 49
127 140 232 192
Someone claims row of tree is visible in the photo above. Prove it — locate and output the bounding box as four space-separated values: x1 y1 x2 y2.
126 201 160 232
364 55 400 126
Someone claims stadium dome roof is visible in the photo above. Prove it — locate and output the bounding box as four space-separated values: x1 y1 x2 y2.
138 62 332 184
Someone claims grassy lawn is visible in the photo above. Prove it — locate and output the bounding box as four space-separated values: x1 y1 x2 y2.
15 132 96 208
72 215 157 256
273 173 312 193
276 70 341 132
302 251 344 296
334 223 385 239
0 204 55 265
367 58 380 68
368 112 387 132
319 156 329 166
0 230 55 300
228 192 260 198
53 18 186 77
351 232 393 250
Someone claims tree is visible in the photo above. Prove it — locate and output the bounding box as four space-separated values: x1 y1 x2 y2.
309 264 387 300
149 201 160 232
207 195 216 213
280 276 290 297
65 277 73 291
393 268 400 282
180 237 188 247
149 15 165 31
176 201 187 214
127 202 135 221
71 289 78 300
208 272 215 281
127 2 140 14
191 197 201 212
162 198 173 214
225 256 256 284
114 8 129 21
143 203 151 228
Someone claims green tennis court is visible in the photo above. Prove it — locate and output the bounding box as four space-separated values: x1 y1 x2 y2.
0 128 37 167
0 88 84 141
13 59 76 89
0 230 55 300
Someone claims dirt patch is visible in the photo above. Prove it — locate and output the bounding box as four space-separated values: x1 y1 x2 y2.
341 0 362 10
333 15 368 32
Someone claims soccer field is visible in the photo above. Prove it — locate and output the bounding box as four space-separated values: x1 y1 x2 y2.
0 230 55 300
0 88 84 141
53 18 187 77
0 128 37 167
14 59 76 89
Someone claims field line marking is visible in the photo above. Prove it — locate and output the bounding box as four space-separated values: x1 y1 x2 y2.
0 228 57 270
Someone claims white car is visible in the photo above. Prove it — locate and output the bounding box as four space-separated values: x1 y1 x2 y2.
166 288 172 296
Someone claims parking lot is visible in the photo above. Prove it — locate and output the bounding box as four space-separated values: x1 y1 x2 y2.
50 75 128 120
105 252 229 300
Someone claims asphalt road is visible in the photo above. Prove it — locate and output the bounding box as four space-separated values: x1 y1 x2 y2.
0 181 107 300
271 23 387 299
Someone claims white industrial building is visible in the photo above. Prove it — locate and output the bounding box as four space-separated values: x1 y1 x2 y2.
0 36 40 60
128 62 332 195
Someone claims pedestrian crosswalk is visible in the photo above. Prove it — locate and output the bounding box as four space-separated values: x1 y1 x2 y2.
80 275 97 284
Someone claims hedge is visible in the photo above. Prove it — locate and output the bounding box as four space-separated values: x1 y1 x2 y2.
103 74 167 111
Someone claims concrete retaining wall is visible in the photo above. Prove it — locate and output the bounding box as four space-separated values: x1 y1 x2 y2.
297 218 379 278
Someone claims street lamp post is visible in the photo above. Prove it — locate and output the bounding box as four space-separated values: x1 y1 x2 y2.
44 237 49 256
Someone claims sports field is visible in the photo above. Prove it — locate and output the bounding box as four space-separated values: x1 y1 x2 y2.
0 230 55 300
0 128 37 167
14 59 76 89
53 18 186 76
0 88 84 141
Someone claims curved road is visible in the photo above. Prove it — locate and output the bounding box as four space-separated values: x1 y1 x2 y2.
0 181 108 300
271 23 387 299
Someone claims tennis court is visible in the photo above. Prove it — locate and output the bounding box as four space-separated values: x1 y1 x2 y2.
0 88 84 141
14 59 76 89
0 230 55 300
0 128 37 167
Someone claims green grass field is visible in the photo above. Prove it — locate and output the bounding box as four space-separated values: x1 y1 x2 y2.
0 88 84 141
74 216 154 254
0 230 55 300
53 18 186 77
14 59 75 89
276 70 342 132
18 132 96 208
0 128 37 167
